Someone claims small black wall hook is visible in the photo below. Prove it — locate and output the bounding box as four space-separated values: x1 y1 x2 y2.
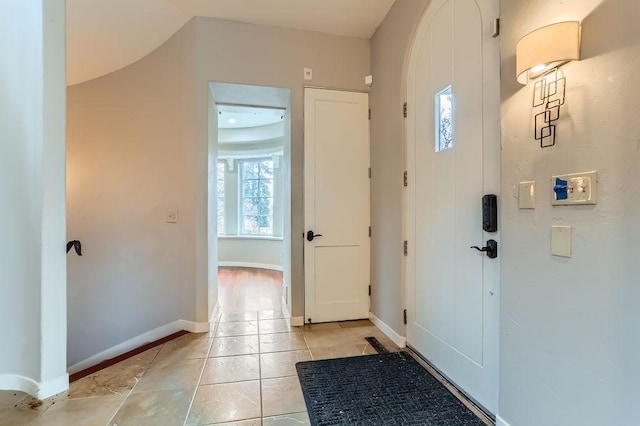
66 240 82 256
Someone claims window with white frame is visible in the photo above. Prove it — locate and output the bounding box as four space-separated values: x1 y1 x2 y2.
216 161 225 234
435 85 454 152
240 159 274 235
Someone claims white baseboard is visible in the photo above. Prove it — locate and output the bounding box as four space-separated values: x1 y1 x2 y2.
0 373 69 400
496 415 511 426
218 261 283 271
290 316 304 326
178 319 211 333
37 374 69 399
67 319 210 375
369 312 407 348
0 375 39 398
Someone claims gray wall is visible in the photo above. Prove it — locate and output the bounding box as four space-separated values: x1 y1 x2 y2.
369 0 429 334
218 239 283 269
66 17 369 366
66 21 198 366
499 0 640 424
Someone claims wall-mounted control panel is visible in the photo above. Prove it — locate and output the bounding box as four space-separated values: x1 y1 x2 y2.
482 194 498 232
551 171 597 206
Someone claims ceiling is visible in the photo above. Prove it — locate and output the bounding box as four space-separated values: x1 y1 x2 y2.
67 0 397 85
218 105 284 129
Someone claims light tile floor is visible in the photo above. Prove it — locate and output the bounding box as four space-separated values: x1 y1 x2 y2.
0 269 399 425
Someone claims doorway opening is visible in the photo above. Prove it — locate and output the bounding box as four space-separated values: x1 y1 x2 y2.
208 83 292 317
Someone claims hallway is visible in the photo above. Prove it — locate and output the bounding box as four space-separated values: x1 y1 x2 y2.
0 267 398 425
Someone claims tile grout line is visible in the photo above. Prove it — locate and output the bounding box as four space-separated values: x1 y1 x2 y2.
105 343 165 426
301 328 315 361
182 317 220 426
258 311 265 426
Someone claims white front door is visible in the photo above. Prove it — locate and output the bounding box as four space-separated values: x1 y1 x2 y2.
304 88 370 324
405 0 500 414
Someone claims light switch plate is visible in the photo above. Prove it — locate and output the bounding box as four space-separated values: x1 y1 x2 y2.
304 68 313 80
166 210 178 223
551 225 572 257
551 171 597 205
518 181 536 209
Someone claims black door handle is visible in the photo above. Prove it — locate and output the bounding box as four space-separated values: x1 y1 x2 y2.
306 230 323 241
470 239 498 259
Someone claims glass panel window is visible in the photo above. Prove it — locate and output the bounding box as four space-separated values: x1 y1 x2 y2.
435 85 454 152
240 159 274 235
216 161 225 234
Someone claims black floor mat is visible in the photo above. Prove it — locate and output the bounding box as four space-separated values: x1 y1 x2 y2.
296 352 485 425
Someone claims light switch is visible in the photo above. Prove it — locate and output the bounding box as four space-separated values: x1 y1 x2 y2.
551 171 597 205
518 181 536 209
304 68 313 80
166 210 178 223
365 75 373 86
551 225 572 257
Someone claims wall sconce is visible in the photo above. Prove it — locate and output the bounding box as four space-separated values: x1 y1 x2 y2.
516 21 581 147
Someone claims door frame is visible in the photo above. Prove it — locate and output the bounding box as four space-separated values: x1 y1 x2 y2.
208 82 293 318
402 0 501 415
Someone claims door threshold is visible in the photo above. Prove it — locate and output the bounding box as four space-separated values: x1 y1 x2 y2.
403 346 495 426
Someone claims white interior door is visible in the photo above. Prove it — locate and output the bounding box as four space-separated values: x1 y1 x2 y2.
405 0 500 414
304 88 370 324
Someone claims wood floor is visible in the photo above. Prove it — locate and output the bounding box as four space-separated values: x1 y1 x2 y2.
217 267 283 313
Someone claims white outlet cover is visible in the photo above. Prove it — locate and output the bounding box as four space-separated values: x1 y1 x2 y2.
518 181 536 209
551 225 572 257
167 210 178 223
551 171 597 205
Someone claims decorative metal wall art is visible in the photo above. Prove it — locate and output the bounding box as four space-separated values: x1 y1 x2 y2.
532 67 566 148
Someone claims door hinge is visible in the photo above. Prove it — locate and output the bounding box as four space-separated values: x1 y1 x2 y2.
368 226 372 237
368 109 371 120
403 102 408 118
369 285 372 296
491 18 500 38
403 309 408 325
403 240 408 256
403 171 408 187
368 167 371 179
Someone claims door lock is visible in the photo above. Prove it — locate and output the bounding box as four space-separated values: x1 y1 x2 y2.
470 239 498 259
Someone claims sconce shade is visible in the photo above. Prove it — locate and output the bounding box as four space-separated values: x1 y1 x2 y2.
516 21 581 84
